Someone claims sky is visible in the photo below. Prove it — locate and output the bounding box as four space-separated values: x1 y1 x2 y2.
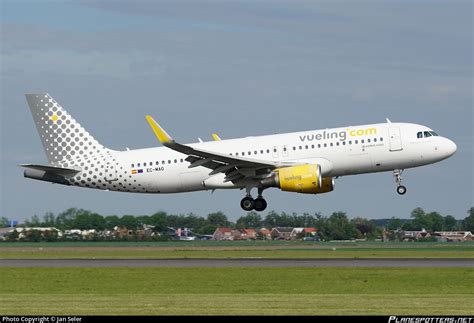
1 0 472 222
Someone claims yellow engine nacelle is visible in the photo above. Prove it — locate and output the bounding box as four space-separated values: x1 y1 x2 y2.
278 164 322 193
317 176 335 194
260 164 335 194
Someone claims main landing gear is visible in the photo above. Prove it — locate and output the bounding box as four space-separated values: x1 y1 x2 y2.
240 187 267 212
393 169 407 195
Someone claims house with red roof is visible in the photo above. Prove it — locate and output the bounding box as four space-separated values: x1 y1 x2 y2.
213 227 233 241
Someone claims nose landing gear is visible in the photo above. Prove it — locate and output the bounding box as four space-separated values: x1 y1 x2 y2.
393 169 407 195
240 187 268 211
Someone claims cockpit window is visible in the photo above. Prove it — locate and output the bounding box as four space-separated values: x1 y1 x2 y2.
424 131 432 137
430 131 439 136
417 132 423 139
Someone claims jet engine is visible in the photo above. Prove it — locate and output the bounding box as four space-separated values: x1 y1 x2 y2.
260 164 334 194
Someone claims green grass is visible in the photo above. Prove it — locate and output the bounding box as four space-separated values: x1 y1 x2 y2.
1 249 473 258
1 242 473 259
1 240 473 247
0 267 472 315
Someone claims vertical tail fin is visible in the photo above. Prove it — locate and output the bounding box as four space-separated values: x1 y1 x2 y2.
25 93 109 165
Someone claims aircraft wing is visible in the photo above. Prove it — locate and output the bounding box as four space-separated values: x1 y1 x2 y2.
145 116 298 182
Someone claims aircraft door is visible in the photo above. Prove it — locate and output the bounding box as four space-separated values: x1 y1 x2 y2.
389 127 403 151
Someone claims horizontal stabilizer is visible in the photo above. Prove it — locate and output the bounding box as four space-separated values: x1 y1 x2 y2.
19 164 81 176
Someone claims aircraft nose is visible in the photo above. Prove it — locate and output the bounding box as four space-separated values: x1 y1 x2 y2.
444 138 457 157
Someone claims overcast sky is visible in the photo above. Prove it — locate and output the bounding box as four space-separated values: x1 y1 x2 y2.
1 0 472 222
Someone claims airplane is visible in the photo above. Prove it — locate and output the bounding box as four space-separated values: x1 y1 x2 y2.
21 93 457 212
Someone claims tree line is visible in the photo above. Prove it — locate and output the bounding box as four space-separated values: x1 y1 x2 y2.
1 207 472 241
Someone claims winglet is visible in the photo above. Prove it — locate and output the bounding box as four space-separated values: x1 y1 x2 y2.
212 133 221 141
145 115 173 143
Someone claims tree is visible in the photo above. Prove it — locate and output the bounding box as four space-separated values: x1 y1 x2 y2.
410 207 426 230
136 215 152 226
326 212 357 240
70 211 106 230
42 212 56 227
352 217 376 237
55 208 84 229
263 211 280 228
206 212 229 227
313 212 329 240
0 217 9 227
426 212 444 231
104 215 120 230
236 212 262 229
119 215 138 230
26 215 41 227
149 212 168 232
463 207 474 231
387 217 402 230
443 215 457 231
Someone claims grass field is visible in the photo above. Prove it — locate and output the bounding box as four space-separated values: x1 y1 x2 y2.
1 267 472 315
1 241 473 258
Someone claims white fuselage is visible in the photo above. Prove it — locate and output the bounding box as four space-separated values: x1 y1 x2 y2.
94 122 456 194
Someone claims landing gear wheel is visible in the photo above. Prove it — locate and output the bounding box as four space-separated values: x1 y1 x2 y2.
396 185 407 195
253 198 267 212
240 197 255 211
393 169 407 196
